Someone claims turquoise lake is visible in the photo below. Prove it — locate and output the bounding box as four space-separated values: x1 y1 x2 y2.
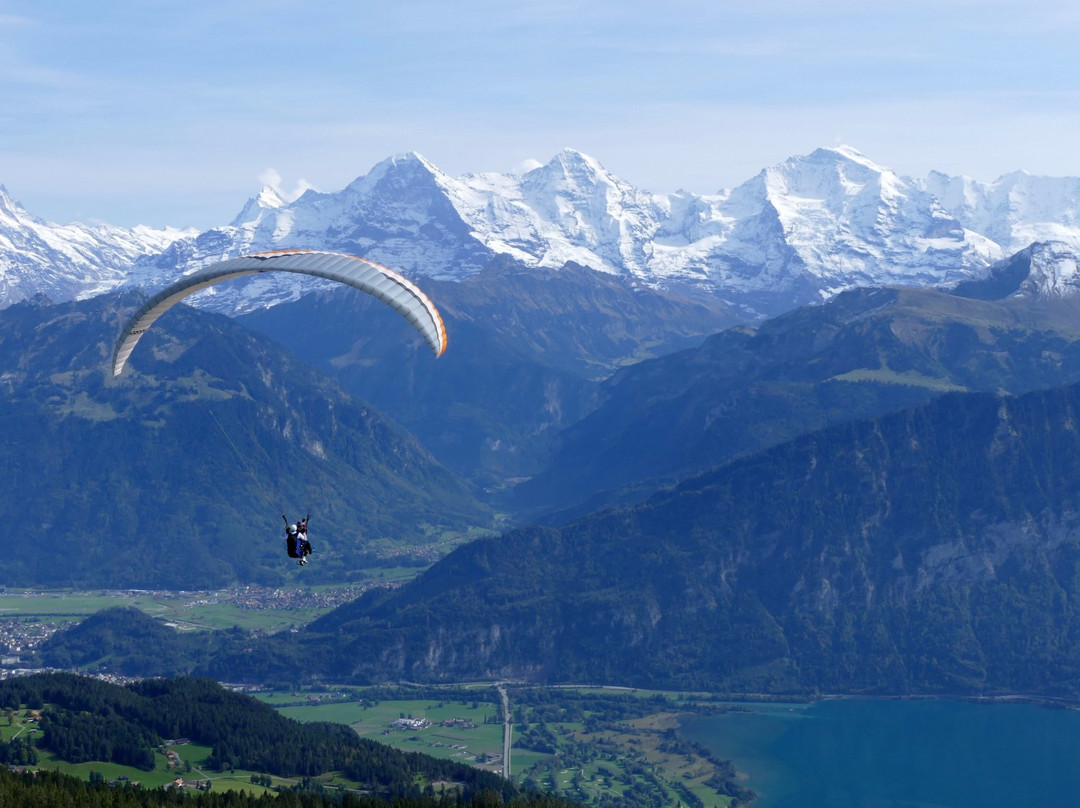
678 698 1080 807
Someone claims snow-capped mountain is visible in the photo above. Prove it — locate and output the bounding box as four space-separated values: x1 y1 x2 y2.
0 185 195 308
122 146 1011 317
8 146 1080 317
711 146 1002 298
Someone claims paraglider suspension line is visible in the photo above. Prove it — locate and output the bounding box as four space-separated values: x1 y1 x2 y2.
205 404 279 511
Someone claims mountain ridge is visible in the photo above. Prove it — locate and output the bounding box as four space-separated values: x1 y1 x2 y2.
0 184 194 307
7 146 1080 319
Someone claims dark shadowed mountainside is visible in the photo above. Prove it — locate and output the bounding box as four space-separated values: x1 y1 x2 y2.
239 259 736 491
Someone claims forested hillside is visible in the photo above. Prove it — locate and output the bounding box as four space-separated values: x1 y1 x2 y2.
239 260 732 492
35 606 229 676
0 673 515 797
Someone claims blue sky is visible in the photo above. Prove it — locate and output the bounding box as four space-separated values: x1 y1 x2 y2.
3 1 1080 229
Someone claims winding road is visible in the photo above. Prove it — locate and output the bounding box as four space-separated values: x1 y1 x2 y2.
497 684 511 779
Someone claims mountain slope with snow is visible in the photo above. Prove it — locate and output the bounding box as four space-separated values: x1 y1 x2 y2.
923 170 1080 252
0 186 194 308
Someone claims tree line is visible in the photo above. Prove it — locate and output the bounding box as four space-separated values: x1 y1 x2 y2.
0 765 584 808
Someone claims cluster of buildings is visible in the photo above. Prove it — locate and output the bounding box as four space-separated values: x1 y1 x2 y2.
168 777 211 791
208 585 371 611
0 620 62 663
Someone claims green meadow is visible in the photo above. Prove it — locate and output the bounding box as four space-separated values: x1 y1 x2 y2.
273 694 506 770
0 588 353 632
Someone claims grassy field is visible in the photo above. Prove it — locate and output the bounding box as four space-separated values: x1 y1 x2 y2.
0 587 357 633
272 694 507 772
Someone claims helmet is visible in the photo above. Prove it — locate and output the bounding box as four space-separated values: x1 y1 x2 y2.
288 524 298 533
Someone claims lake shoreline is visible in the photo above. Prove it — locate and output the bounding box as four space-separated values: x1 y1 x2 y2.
675 695 1080 808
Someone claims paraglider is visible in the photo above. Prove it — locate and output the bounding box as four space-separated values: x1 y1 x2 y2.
112 249 447 567
111 249 447 377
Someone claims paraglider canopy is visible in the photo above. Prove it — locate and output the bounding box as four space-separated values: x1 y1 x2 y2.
112 249 447 376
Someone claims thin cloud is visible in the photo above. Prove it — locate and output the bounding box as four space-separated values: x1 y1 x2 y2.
256 168 315 203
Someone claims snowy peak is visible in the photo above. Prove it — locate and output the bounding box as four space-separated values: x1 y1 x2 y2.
712 146 999 303
763 145 892 196
0 185 21 219
0 184 42 227
333 150 471 236
1021 241 1080 298
230 185 288 227
522 148 617 195
951 241 1080 302
504 149 663 275
758 145 924 215
344 151 447 198
520 149 651 219
122 151 488 312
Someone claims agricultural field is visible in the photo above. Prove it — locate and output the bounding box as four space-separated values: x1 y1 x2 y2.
267 685 753 808
269 690 507 771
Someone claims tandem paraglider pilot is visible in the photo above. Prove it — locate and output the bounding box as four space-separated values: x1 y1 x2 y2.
283 514 314 566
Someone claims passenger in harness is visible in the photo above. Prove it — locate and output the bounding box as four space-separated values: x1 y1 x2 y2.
282 514 314 565
297 516 313 560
